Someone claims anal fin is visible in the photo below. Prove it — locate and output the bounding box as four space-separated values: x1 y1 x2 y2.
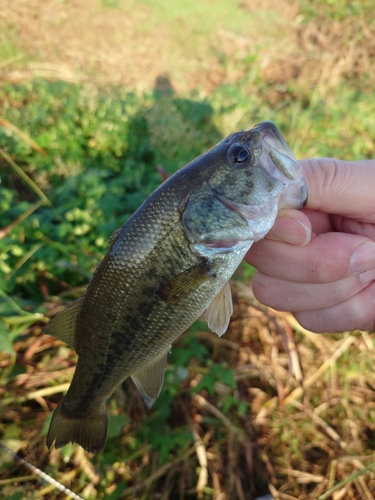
205 281 233 337
43 298 84 351
131 345 171 408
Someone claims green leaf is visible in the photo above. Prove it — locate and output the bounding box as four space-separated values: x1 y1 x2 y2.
172 335 209 367
149 432 175 462
211 363 235 388
107 413 129 439
193 373 216 396
0 323 15 354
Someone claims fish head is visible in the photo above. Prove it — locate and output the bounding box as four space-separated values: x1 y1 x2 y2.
182 121 307 253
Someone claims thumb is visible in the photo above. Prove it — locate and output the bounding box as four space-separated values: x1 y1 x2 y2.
300 158 375 221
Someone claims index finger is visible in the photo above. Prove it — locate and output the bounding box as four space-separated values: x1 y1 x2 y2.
300 158 375 221
246 233 375 283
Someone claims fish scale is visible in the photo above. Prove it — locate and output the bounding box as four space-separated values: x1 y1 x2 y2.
44 121 307 453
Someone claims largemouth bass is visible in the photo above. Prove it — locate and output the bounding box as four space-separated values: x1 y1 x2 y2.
44 121 307 453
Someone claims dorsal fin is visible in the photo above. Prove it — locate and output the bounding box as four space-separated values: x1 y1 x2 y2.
43 298 84 351
108 226 122 245
205 281 233 337
131 345 171 408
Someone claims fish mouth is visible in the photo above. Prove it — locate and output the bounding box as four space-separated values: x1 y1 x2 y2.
253 121 308 209
217 194 278 220
200 239 243 250
193 193 280 254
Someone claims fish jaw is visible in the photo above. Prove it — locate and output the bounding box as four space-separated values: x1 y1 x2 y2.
215 192 280 242
252 121 308 210
187 199 279 257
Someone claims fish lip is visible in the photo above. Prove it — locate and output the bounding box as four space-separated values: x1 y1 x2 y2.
216 194 278 220
253 121 295 160
301 182 308 207
252 121 301 181
190 239 252 256
250 121 308 210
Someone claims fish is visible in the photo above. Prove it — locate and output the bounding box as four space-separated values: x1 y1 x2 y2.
44 121 307 453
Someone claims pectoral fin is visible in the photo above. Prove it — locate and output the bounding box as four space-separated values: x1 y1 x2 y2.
205 281 233 337
131 345 171 408
43 298 84 351
156 259 212 306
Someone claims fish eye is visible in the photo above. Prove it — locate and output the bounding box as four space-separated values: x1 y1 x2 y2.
228 144 252 167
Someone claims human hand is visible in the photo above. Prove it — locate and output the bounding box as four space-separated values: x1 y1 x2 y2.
245 158 375 333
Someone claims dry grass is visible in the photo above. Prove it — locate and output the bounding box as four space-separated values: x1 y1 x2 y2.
1 0 374 95
261 15 375 96
1 280 375 499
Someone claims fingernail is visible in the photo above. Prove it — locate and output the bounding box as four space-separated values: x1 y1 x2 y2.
271 217 311 246
359 269 375 285
349 242 375 274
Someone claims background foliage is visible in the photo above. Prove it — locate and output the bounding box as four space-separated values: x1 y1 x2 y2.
1 0 375 499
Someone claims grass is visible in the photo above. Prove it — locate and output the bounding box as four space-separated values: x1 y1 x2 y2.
1 0 375 499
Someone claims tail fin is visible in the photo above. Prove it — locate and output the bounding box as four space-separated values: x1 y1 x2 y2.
46 399 108 454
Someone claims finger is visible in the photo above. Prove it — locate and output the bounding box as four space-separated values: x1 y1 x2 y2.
265 209 311 246
252 269 375 312
300 158 375 221
267 208 333 246
246 234 375 283
301 208 333 235
293 281 375 333
331 215 375 241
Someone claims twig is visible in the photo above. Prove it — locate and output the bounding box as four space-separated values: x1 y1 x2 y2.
235 474 246 500
360 330 375 363
283 335 356 405
318 462 375 500
282 315 302 382
2 382 70 406
329 460 337 490
5 243 44 280
0 475 35 485
193 394 246 439
243 441 254 495
73 447 100 485
0 148 50 205
0 55 25 71
352 459 375 500
0 117 47 155
0 200 44 239
268 483 299 499
120 446 196 497
284 313 331 353
0 287 40 317
332 484 350 500
0 442 85 500
182 404 208 496
160 465 178 500
282 468 324 483
288 400 347 449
